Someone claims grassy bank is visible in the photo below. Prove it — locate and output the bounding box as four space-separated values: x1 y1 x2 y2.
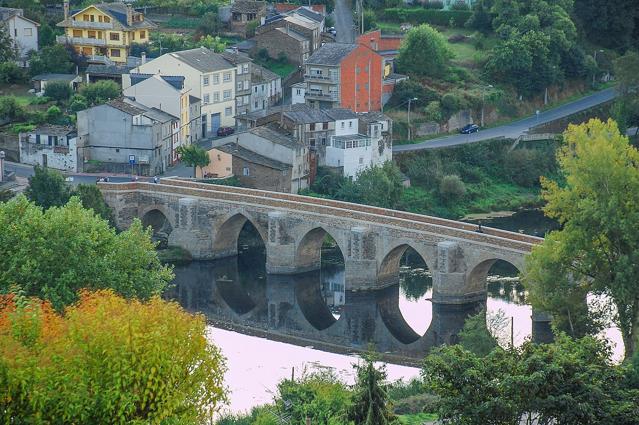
157 246 192 265
399 413 438 424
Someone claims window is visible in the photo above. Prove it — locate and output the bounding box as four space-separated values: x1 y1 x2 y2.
242 64 249 74
243 167 250 176
346 140 352 148
254 101 258 108
282 169 288 176
237 82 243 91
98 15 103 22
310 123 316 131
203 94 210 104
296 89 301 95
223 72 231 82
73 29 82 37
254 86 258 93
356 84 360 91
349 121 353 128
110 49 120 57
104 16 110 23
321 137 326 146
217 154 221 160
213 92 220 102
203 76 209 86
83 14 90 21
223 90 231 100
244 81 250 90
322 122 328 130
356 66 360 74
24 28 32 36
139 31 146 39
225 107 232 116
88 30 96 38
131 32 135 40
109 32 119 41
359 157 363 164
310 138 316 147
340 122 345 129
213 74 219 84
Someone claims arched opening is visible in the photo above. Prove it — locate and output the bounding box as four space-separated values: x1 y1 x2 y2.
141 209 173 248
295 228 345 329
213 213 266 259
468 259 531 347
378 245 432 343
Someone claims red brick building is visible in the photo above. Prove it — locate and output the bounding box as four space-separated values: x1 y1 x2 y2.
303 43 383 113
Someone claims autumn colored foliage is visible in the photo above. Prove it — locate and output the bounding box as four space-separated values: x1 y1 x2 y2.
0 290 227 423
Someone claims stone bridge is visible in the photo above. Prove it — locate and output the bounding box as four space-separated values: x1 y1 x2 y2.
99 179 553 354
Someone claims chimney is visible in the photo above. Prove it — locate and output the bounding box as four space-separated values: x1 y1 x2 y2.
126 4 133 26
63 0 69 20
141 51 147 64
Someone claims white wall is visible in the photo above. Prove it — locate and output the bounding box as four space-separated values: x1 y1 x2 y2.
123 76 182 118
334 118 358 136
291 84 305 105
6 15 38 60
19 134 77 172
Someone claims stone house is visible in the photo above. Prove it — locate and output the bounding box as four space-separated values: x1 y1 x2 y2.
0 7 39 66
230 0 266 37
211 125 309 193
254 26 309 65
31 73 82 94
256 13 321 54
126 47 236 136
19 124 78 172
76 98 178 175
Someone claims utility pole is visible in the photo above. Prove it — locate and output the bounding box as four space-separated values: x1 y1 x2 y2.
407 97 417 141
592 49 604 87
480 84 492 127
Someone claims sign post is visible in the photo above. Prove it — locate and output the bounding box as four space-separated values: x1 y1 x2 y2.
129 154 136 177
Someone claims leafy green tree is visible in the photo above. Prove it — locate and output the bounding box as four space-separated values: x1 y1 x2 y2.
439 174 465 202
37 22 56 48
396 24 452 78
80 80 120 106
523 119 639 359
177 144 211 178
24 165 71 209
0 96 27 121
44 80 72 102
72 184 115 225
29 44 74 76
458 309 498 356
0 196 173 310
0 189 14 202
363 9 377 32
0 62 26 84
573 0 638 51
466 0 494 34
424 335 639 424
68 94 88 112
45 105 64 124
0 290 226 422
0 26 16 62
347 353 399 425
336 162 404 209
613 51 639 133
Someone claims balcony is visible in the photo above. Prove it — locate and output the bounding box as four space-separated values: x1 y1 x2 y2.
68 20 113 30
303 73 338 83
57 35 107 47
305 90 339 101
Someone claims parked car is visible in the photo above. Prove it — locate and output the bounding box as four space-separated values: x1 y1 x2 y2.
217 126 235 137
460 124 480 134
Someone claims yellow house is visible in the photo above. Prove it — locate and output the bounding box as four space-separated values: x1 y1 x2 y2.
56 1 156 64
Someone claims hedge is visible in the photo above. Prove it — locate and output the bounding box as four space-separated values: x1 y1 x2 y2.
381 8 472 27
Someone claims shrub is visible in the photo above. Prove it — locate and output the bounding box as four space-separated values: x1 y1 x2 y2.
80 80 120 106
0 62 26 84
423 0 444 9
382 8 472 28
439 174 466 201
504 148 544 187
45 105 63 123
29 96 50 105
396 24 452 78
0 290 227 422
393 393 441 415
424 100 443 122
451 1 470 10
0 96 27 121
44 80 72 102
68 94 88 112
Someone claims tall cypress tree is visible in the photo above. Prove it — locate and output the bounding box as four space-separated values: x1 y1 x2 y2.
347 353 398 425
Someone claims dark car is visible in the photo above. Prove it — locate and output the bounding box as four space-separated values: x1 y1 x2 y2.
217 126 235 137
460 123 480 134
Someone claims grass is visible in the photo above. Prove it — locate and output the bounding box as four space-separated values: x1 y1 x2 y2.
255 59 296 78
398 413 439 424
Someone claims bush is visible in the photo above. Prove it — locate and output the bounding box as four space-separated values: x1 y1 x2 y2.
424 100 443 122
68 94 88 112
504 148 545 187
0 96 27 121
439 174 465 201
451 0 470 10
393 393 440 415
80 80 120 106
44 80 73 102
396 24 452 78
45 105 63 123
382 8 472 27
423 1 444 9
0 290 227 422
0 62 26 84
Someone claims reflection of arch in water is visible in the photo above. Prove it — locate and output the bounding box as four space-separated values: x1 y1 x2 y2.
140 206 174 236
467 257 523 296
212 212 267 259
295 270 340 331
377 244 433 343
295 227 345 272
213 258 266 316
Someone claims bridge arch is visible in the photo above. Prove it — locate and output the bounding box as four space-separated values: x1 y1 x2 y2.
378 243 434 287
294 226 346 273
212 212 268 259
139 204 176 233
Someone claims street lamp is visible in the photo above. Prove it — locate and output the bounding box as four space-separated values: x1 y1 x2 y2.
593 49 604 87
481 84 493 127
407 97 418 141
0 151 5 183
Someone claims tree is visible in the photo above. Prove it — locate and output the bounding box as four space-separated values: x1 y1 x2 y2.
613 51 639 133
0 189 14 203
177 144 210 178
523 119 639 359
0 290 227 422
423 335 639 425
80 80 120 106
38 22 56 48
573 0 638 51
347 353 399 425
439 174 465 202
0 96 27 121
363 9 377 32
29 44 74 76
0 26 16 63
396 24 452 78
44 80 73 102
0 196 173 310
68 94 88 112
0 62 26 84
458 309 498 356
24 165 71 209
72 184 115 225
336 162 404 209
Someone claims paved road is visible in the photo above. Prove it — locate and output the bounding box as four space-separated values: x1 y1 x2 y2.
333 0 355 43
393 87 618 153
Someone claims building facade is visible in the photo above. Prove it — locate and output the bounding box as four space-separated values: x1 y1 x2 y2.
303 43 383 113
19 125 77 172
0 7 39 66
230 0 266 37
57 1 156 64
250 64 282 112
254 26 310 65
77 98 178 175
127 47 236 136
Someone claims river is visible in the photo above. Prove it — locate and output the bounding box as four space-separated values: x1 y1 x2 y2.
167 209 624 415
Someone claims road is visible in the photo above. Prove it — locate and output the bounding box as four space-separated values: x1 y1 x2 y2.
393 87 618 153
333 0 355 43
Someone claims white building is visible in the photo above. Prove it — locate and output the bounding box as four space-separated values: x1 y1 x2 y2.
291 82 305 105
0 7 39 66
125 47 236 137
19 125 78 172
250 64 282 112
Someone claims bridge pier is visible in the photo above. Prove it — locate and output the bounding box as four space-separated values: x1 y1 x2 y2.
345 226 378 290
531 309 554 343
168 198 215 260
